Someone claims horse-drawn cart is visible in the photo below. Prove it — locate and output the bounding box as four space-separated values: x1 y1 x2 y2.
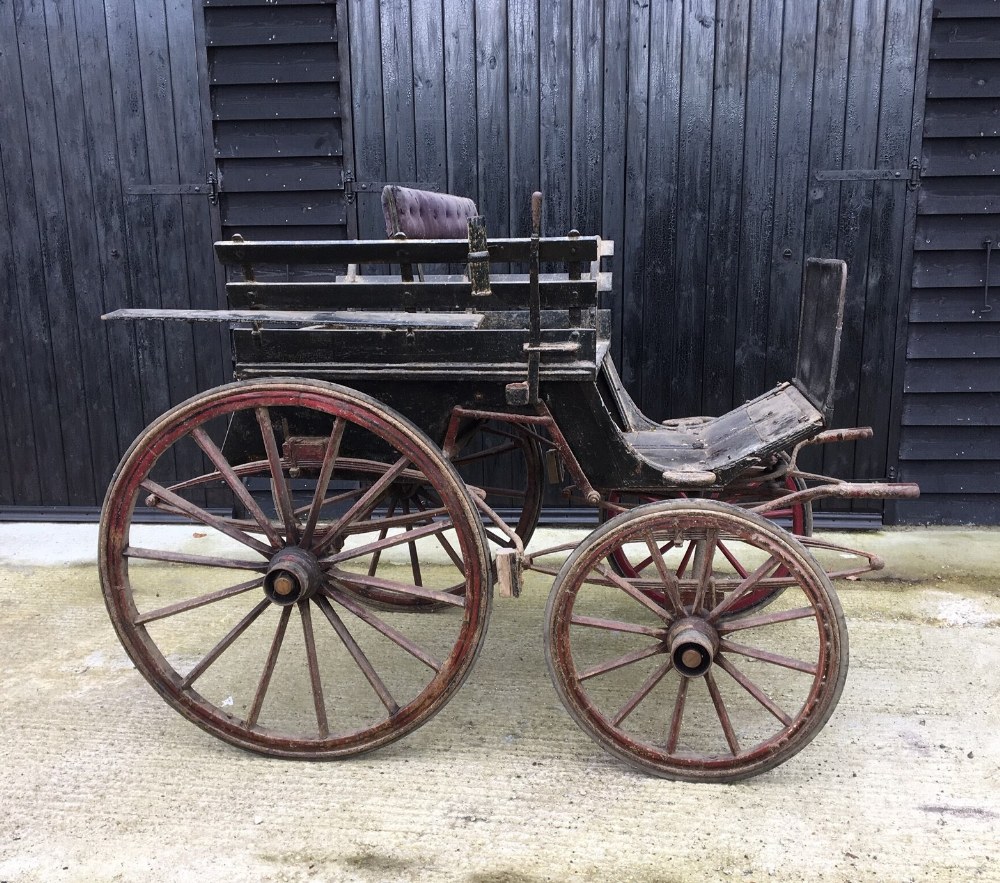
100 191 918 782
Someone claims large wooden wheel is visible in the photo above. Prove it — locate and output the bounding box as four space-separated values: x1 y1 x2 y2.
99 378 492 757
544 499 848 782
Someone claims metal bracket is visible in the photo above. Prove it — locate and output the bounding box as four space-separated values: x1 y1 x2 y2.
815 157 922 190
126 173 220 202
342 170 440 205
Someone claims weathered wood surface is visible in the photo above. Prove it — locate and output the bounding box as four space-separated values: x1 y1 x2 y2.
103 309 488 329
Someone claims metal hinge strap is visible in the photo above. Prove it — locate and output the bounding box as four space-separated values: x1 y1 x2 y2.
342 170 439 204
815 157 922 190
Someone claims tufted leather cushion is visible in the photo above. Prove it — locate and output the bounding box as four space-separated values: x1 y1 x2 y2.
382 186 479 239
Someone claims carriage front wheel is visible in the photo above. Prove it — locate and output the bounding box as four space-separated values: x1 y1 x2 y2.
99 378 491 757
544 499 848 782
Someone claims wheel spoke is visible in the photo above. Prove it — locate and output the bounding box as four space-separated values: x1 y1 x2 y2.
334 571 466 608
134 576 264 625
190 426 284 548
570 615 667 638
323 586 442 671
595 563 673 624
315 595 399 715
124 546 268 572
299 418 347 548
666 677 688 754
707 555 781 622
705 669 740 755
716 605 816 635
298 600 329 738
715 654 792 726
611 658 673 726
451 441 519 465
402 499 423 587
577 643 668 682
719 639 818 675
322 516 455 565
140 479 273 556
643 534 685 616
675 540 696 578
716 539 749 579
246 606 292 728
415 494 465 574
180 598 270 688
256 407 300 545
366 497 396 576
313 456 411 555
691 530 718 612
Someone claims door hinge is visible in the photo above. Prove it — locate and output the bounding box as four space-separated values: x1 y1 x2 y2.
342 170 439 205
815 157 922 190
126 172 220 202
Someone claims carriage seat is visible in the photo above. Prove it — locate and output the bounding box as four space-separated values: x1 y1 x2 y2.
382 186 478 239
611 257 847 487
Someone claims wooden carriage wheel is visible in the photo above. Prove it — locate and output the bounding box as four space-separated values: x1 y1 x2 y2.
603 474 812 615
99 378 491 757
448 420 545 547
544 499 847 782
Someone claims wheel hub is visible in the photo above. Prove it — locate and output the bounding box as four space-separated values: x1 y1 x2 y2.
264 547 324 605
668 617 719 678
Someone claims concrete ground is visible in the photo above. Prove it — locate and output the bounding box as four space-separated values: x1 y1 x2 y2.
0 525 998 882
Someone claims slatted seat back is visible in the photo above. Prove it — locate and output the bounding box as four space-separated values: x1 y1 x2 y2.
793 257 848 421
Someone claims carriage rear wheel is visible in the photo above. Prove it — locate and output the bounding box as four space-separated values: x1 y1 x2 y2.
99 378 491 757
544 499 847 782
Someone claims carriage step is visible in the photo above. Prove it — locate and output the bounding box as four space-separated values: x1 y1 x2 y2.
494 548 523 598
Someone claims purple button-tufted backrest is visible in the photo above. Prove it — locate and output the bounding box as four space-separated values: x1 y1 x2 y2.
382 186 479 239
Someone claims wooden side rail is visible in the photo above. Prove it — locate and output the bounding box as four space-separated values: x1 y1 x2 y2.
214 236 601 267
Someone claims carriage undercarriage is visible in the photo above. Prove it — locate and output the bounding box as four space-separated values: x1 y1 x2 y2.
99 193 918 782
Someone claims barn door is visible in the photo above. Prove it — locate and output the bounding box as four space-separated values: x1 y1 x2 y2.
196 0 357 243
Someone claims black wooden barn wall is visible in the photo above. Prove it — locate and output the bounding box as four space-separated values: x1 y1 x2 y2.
7 0 996 525
349 0 930 523
895 5 1000 524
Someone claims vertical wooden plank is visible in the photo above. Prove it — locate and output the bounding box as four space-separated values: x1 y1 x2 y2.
539 0 571 235
702 0 749 416
669 0 715 418
733 0 782 407
134 0 201 486
380 0 416 183
476 0 509 236
349 0 388 240
571 0 603 234
74 0 147 466
10 0 87 504
856 0 922 492
767 0 818 388
0 148 41 503
824 0 887 492
165 0 228 407
618 0 650 398
443 0 477 201
639 0 682 420
105 0 173 441
336 0 359 239
411 0 447 192
508 0 540 233
600 0 629 358
42 0 124 497
887 0 934 525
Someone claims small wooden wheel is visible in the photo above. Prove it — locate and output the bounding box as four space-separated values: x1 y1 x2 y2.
603 475 812 615
544 499 848 782
99 378 491 757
